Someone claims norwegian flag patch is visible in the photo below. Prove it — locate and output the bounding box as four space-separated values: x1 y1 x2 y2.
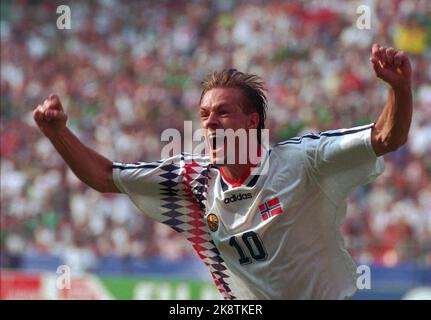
258 197 283 221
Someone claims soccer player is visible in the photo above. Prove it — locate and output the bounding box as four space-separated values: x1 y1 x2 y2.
33 44 412 299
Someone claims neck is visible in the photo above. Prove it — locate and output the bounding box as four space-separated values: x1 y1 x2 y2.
216 144 262 182
220 163 251 182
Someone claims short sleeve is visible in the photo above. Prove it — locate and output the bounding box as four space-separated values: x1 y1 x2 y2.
303 124 385 203
112 154 211 224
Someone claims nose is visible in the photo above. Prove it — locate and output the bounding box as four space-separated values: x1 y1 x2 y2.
204 111 220 129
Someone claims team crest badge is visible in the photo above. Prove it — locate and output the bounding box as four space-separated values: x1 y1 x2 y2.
207 213 219 232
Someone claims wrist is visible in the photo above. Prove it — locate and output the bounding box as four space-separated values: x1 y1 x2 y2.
390 79 411 92
45 125 69 140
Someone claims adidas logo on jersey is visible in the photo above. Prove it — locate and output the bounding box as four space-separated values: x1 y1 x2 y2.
223 193 253 204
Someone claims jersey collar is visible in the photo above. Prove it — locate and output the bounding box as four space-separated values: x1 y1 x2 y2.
211 146 270 190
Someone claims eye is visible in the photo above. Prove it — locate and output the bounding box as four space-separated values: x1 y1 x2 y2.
200 111 209 119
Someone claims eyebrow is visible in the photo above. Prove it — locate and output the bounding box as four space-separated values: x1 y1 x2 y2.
199 103 230 112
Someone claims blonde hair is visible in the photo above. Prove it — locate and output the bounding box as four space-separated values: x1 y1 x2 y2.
200 68 267 142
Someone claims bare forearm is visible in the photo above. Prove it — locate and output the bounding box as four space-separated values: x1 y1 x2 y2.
370 44 413 156
373 83 412 152
375 87 395 131
46 127 118 193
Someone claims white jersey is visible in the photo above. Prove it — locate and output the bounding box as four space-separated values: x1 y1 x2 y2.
112 123 384 300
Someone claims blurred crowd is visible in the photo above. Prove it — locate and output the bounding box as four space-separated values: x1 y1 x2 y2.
1 0 430 274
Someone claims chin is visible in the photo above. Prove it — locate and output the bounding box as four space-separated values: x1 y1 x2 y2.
210 153 227 166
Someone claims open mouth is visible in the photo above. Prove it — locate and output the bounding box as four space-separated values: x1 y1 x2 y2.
208 134 225 151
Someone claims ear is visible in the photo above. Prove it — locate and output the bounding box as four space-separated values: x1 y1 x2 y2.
247 112 259 129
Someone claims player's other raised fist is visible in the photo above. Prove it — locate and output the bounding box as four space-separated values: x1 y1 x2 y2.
33 94 68 136
370 44 412 89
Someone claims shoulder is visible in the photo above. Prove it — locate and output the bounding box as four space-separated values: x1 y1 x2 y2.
113 153 211 173
271 132 321 159
273 124 375 151
273 133 320 148
267 136 313 170
181 152 211 163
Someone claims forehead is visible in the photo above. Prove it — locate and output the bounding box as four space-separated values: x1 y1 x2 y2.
200 87 245 109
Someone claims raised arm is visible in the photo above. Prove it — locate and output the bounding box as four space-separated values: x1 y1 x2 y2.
369 44 413 157
33 94 120 193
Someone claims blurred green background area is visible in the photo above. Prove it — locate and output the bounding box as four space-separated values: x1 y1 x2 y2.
1 0 430 299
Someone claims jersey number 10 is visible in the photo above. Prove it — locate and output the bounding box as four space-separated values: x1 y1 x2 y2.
229 231 268 265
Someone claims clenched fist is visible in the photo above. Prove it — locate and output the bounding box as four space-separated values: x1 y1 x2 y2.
33 94 68 136
370 44 412 88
